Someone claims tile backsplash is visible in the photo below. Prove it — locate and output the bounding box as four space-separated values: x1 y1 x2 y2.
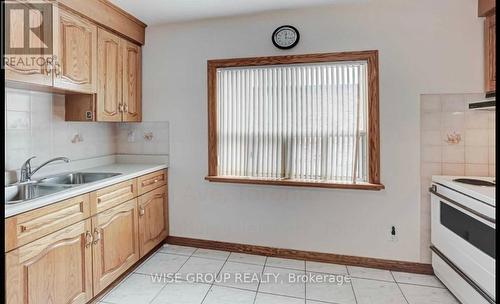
116 121 169 155
419 93 496 263
5 88 169 174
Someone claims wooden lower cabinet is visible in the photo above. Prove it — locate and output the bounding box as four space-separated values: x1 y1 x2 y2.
91 199 140 294
5 219 93 304
5 170 168 304
138 185 168 257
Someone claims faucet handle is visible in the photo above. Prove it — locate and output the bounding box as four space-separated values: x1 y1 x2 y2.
20 156 37 182
22 156 37 169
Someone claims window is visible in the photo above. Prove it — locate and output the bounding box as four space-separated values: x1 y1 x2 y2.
206 51 383 190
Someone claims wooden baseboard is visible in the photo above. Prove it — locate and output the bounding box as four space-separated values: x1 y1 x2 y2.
167 236 433 275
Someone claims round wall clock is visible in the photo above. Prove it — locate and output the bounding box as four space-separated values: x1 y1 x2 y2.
272 25 300 49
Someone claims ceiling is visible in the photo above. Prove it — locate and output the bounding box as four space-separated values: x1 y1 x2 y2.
111 0 347 25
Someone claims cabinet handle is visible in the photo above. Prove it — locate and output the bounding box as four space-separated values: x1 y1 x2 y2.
118 103 124 112
85 231 93 248
93 228 101 244
139 206 145 216
124 104 128 113
143 178 162 186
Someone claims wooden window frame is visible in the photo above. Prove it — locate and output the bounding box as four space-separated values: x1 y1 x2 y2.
206 50 384 190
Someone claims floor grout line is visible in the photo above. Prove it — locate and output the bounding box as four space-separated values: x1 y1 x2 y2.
253 256 268 304
350 277 359 304
391 271 410 304
147 246 199 304
200 248 232 304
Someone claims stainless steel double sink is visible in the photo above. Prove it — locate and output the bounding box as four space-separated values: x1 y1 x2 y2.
5 172 121 205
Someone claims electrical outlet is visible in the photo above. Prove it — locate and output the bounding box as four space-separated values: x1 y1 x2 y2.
85 111 93 120
127 130 136 142
389 226 398 242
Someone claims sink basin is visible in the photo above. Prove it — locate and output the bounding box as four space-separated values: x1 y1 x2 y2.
5 183 72 204
38 172 121 185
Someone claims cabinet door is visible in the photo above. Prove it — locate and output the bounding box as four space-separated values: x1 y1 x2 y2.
6 219 93 304
138 185 168 257
96 28 122 121
53 7 97 93
91 199 139 294
122 40 142 122
5 3 53 86
485 14 496 93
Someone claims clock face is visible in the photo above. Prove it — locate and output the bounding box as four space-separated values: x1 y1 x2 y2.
272 26 299 49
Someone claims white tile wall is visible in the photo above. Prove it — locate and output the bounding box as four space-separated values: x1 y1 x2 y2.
5 88 169 176
5 88 117 171
419 93 496 263
116 121 169 155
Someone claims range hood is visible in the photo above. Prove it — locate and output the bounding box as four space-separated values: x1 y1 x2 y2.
468 92 495 110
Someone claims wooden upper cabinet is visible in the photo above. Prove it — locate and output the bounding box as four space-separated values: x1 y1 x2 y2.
4 3 53 86
484 13 496 93
91 199 139 294
97 28 123 121
53 7 97 93
94 29 142 122
138 185 168 257
6 219 93 304
478 0 495 16
122 40 142 122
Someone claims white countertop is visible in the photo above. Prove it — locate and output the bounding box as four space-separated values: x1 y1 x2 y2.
5 163 168 218
431 175 496 207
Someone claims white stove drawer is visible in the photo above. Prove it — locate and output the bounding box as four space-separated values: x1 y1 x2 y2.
430 185 496 301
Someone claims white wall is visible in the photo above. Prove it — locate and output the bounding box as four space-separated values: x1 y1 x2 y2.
142 0 483 263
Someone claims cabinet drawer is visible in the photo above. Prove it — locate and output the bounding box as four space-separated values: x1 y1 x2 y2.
90 179 137 215
5 194 91 252
137 169 167 195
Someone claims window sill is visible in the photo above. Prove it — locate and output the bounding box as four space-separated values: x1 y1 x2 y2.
205 176 385 191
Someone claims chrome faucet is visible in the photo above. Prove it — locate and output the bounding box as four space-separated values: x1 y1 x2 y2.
20 156 70 183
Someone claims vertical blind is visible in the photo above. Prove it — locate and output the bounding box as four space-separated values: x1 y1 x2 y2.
216 61 368 183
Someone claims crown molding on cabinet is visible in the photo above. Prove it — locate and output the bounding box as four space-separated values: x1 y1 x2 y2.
57 0 146 45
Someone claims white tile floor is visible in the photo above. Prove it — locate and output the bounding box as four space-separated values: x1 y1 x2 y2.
99 244 459 304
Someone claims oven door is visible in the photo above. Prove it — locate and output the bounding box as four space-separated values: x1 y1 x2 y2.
430 184 496 300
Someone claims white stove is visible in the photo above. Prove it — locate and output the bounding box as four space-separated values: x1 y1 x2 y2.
430 176 496 304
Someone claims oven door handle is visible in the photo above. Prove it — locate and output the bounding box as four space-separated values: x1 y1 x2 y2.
429 186 496 224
